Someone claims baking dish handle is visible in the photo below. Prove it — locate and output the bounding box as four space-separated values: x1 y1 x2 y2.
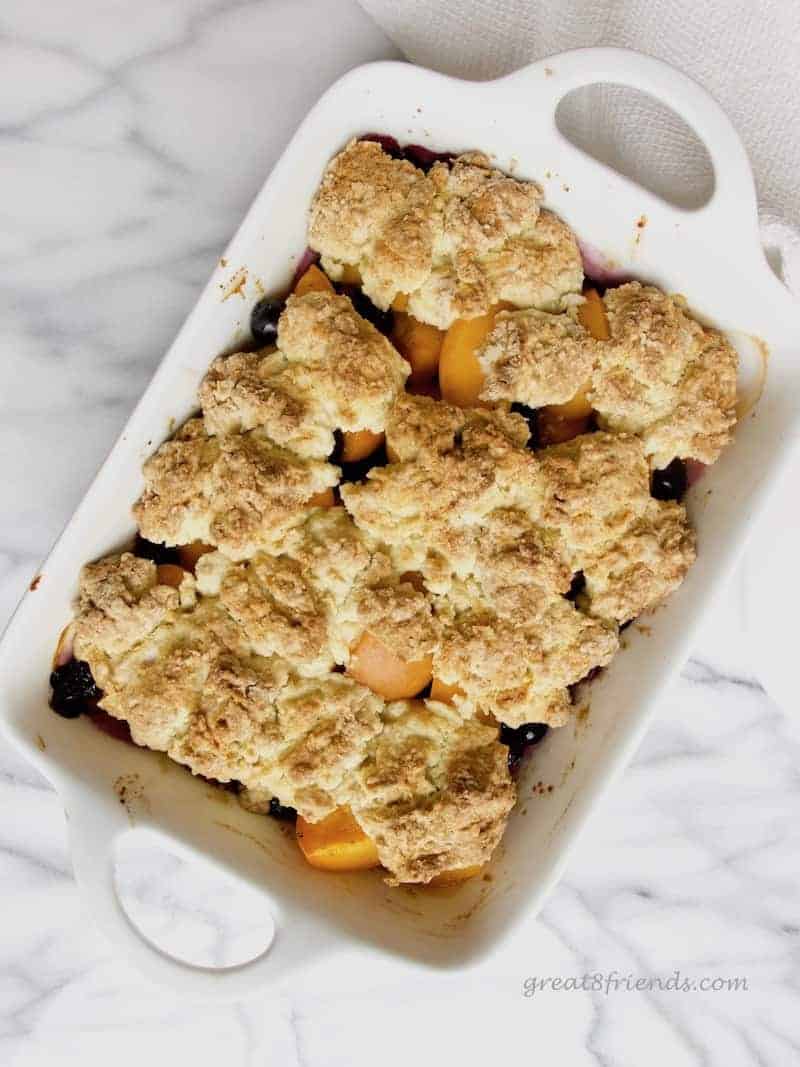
66 792 303 1001
529 47 760 243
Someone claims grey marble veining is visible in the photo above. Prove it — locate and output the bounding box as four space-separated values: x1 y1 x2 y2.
2 3 799 1064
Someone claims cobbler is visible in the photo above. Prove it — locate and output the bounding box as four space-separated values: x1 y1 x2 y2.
50 135 737 886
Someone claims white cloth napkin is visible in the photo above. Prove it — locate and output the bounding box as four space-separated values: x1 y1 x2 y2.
359 0 800 295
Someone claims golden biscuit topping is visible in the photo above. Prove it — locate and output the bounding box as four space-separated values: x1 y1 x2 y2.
194 508 440 673
346 566 442 663
196 550 334 675
537 432 652 558
434 590 618 727
310 142 558 328
343 397 542 593
79 583 383 821
73 552 179 660
537 432 696 622
309 139 440 310
343 700 515 884
199 349 331 458
384 391 529 462
581 499 696 623
478 306 598 407
200 291 408 458
133 418 339 559
480 209 584 313
590 283 738 466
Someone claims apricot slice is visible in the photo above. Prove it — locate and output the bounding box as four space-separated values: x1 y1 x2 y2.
177 541 214 572
577 288 610 340
341 428 385 463
391 312 444 384
538 384 594 446
427 864 484 887
392 292 410 312
348 631 433 700
429 677 465 705
294 263 334 297
296 807 380 872
156 563 186 589
439 304 510 407
308 487 337 508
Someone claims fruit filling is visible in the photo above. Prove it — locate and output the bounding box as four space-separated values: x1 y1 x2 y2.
49 135 739 887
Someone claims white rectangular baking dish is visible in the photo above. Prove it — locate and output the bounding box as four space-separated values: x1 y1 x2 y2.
2 48 799 1001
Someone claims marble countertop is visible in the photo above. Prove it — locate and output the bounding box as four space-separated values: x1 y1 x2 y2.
2 2 798 1063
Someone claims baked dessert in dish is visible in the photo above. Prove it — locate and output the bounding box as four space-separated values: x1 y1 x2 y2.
49 134 738 887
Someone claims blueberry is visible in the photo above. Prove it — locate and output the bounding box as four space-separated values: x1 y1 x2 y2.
359 133 403 159
338 285 394 336
402 144 455 173
268 797 297 821
50 659 100 719
651 458 688 502
133 534 179 566
250 297 285 346
500 722 549 774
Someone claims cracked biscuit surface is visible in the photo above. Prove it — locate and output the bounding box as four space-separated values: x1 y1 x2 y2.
590 283 737 467
73 552 178 660
343 699 516 885
479 209 584 314
345 395 620 724
194 509 441 674
308 139 440 310
537 432 696 622
200 291 408 458
478 305 598 407
581 499 696 624
434 588 618 728
133 417 339 559
310 142 572 329
343 396 542 592
74 557 384 822
537 432 652 560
